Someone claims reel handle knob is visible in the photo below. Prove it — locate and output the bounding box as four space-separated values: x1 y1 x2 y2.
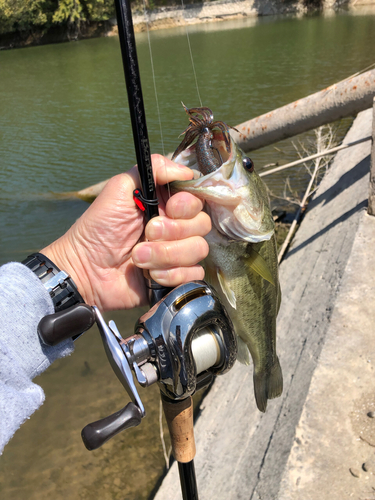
38 303 96 346
81 402 142 451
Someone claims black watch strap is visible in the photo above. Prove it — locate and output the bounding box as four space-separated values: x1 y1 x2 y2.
22 253 85 312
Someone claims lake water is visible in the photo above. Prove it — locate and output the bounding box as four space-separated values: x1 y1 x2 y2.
1 8 375 499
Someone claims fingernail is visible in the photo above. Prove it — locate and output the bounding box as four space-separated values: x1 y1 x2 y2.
147 219 164 240
133 244 152 264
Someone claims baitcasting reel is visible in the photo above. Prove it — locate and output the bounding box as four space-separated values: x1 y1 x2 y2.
80 280 237 451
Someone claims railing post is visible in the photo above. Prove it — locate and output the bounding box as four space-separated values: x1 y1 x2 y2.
368 97 375 216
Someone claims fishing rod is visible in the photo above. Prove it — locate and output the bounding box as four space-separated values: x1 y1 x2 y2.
113 0 169 307
108 2 202 493
89 2 236 498
88 0 237 496
38 2 237 498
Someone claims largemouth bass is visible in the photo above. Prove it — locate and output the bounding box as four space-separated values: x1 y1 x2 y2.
171 105 282 412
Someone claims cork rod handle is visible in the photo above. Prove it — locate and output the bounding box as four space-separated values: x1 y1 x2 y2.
162 396 196 463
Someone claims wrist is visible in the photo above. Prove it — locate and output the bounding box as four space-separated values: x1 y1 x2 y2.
40 231 92 305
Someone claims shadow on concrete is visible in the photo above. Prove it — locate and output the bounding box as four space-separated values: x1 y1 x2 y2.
309 154 370 209
285 199 368 260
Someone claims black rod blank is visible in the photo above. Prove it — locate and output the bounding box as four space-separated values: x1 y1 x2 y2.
112 3 199 499
113 0 158 222
178 461 199 500
113 0 172 305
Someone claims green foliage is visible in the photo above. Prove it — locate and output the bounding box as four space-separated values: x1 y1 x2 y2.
0 0 52 34
52 0 85 24
51 0 115 26
0 0 115 33
85 0 114 21
0 0 214 35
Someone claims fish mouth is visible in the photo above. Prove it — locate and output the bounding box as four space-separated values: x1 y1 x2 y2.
171 132 275 243
211 132 233 169
173 131 233 177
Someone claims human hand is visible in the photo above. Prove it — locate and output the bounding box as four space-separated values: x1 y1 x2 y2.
41 155 211 311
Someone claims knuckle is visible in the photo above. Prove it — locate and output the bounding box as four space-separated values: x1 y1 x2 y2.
163 242 179 266
151 154 165 169
106 173 124 192
172 267 184 284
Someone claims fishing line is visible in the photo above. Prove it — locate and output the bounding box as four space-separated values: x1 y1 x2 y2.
142 0 192 299
142 1 166 158
142 0 175 211
180 0 203 107
141 6 199 462
344 62 375 81
326 62 375 95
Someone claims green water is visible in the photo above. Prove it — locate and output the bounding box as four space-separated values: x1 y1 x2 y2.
1 9 375 499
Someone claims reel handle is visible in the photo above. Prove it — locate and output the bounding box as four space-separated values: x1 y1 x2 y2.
38 303 96 346
81 402 142 451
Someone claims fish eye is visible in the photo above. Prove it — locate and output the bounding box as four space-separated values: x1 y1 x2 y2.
243 157 254 172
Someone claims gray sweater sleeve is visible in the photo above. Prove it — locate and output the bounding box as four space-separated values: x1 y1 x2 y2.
0 262 74 455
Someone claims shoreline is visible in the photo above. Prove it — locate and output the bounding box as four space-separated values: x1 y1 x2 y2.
1 0 375 50
131 0 305 33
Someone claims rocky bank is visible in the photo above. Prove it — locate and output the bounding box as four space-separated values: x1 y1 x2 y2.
2 0 375 50
130 0 375 33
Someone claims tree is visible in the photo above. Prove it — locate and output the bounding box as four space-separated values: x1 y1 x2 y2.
0 0 52 34
52 0 85 29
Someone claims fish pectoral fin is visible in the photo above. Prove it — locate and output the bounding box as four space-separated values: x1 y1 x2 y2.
236 337 251 365
216 268 237 309
243 247 275 286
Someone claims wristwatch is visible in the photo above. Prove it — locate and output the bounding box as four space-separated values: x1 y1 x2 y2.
22 252 84 312
22 252 96 346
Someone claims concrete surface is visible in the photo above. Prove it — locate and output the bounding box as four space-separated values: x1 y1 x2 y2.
278 211 375 500
153 108 373 500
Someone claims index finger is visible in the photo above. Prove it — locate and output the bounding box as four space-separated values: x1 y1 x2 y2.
115 155 194 217
151 154 194 185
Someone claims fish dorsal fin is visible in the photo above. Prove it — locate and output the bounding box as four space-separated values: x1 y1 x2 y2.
243 246 275 286
216 268 237 309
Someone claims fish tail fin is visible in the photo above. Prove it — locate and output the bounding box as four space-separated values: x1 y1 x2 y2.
253 357 283 413
268 356 283 400
253 372 268 413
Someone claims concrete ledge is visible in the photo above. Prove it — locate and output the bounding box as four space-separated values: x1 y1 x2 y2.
153 108 373 499
279 211 375 499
